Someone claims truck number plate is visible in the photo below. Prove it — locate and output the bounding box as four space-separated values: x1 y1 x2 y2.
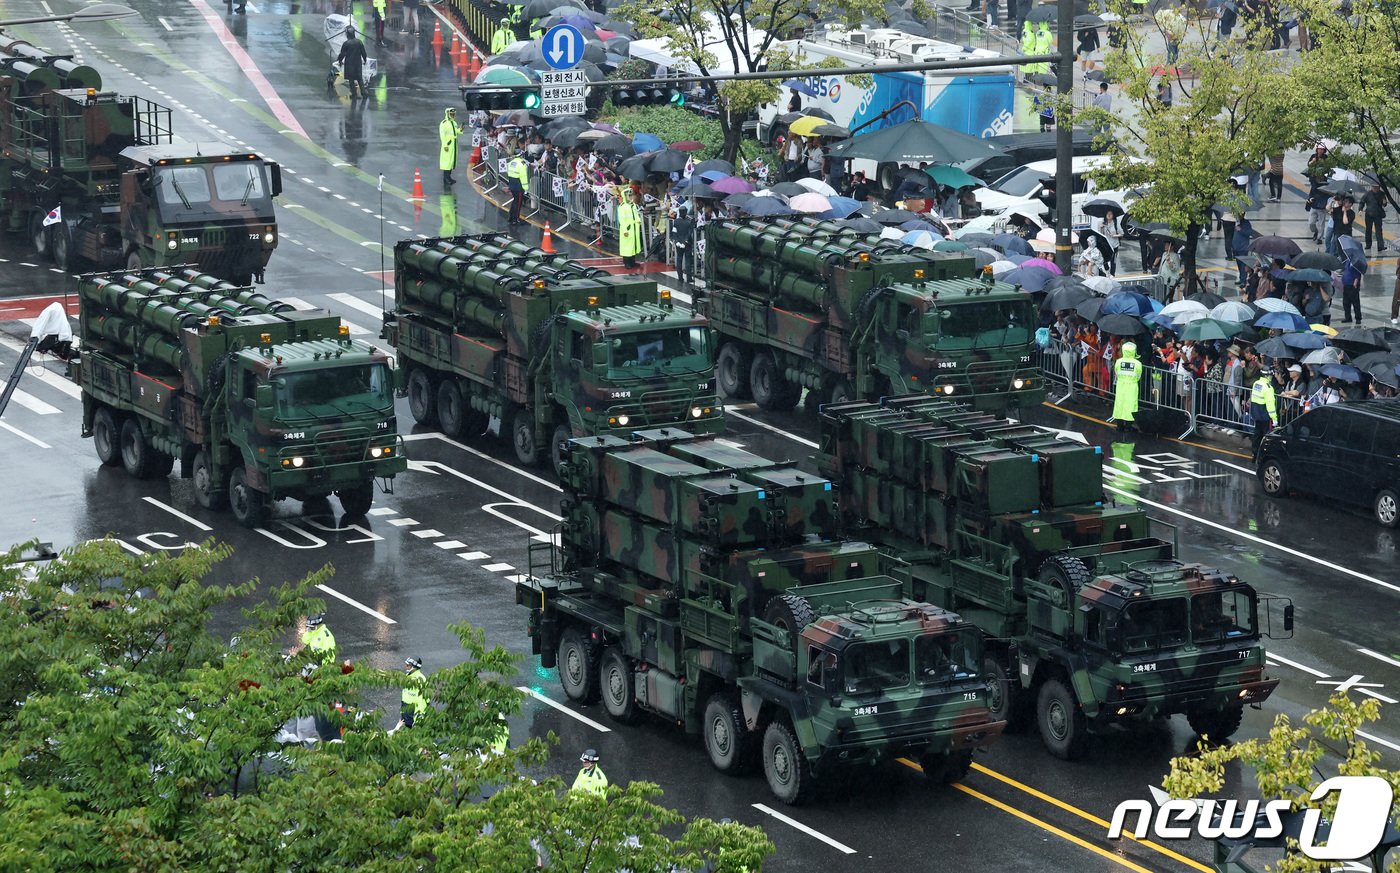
248 233 261 241
282 432 306 440
936 361 957 369
964 692 979 701
853 705 879 716
609 390 631 399
1133 663 1158 673
181 237 199 245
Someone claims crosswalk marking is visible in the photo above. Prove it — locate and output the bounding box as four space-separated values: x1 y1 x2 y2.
328 292 388 320
0 379 61 414
458 551 489 561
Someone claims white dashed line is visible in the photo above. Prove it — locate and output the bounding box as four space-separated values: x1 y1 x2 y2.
411 528 444 538
482 563 515 573
387 517 418 527
458 551 489 561
367 507 397 516
315 583 395 624
434 540 468 550
752 804 856 854
142 497 213 532
516 686 611 733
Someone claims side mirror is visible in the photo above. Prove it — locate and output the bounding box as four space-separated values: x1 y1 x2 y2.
1283 603 1294 633
268 163 283 197
255 383 275 411
592 344 609 368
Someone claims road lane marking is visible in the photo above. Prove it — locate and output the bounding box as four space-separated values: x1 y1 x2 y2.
411 528 444 538
725 408 818 449
516 685 610 732
403 435 564 492
1315 675 1397 704
0 421 50 448
143 497 213 532
367 507 396 516
434 540 467 550
482 502 561 538
482 562 515 572
0 380 61 415
314 583 394 624
1358 648 1400 670
1105 485 1400 595
1266 652 1329 678
327 292 388 319
388 517 418 526
459 551 489 560
751 804 855 855
1212 458 1257 475
158 16 173 30
279 296 319 311
186 0 308 138
1358 729 1400 753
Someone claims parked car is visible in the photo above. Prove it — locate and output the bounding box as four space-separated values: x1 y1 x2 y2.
959 154 1138 234
1256 400 1400 526
955 130 1102 185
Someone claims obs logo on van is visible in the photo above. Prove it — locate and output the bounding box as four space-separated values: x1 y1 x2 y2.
1108 777 1395 861
800 76 842 104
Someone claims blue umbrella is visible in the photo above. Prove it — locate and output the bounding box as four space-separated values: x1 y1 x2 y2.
991 233 1033 256
1280 331 1327 351
1320 363 1363 382
1337 235 1368 272
696 169 730 183
901 219 943 232
1273 267 1332 283
632 132 665 154
1101 291 1155 316
1255 311 1309 331
781 78 819 97
1143 312 1179 332
821 196 864 219
1003 253 1032 265
742 197 794 216
1002 266 1055 292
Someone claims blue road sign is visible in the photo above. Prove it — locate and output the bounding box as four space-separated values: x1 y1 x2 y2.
542 23 584 70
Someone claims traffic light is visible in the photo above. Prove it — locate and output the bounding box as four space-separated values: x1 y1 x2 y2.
612 84 685 108
461 86 541 111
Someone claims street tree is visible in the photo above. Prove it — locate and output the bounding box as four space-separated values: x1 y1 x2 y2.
0 540 774 871
1161 691 1399 873
1084 6 1304 291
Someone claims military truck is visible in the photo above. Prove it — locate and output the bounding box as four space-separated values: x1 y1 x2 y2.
517 429 1005 804
700 217 1041 412
384 235 722 469
0 34 280 281
816 396 1292 759
71 268 406 527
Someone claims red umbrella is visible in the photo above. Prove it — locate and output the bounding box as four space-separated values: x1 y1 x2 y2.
670 140 704 151
1020 257 1064 275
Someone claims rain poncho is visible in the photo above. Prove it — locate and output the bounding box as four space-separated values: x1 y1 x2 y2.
1112 341 1142 422
439 108 462 172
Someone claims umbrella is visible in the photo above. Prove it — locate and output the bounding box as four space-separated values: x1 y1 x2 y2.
967 248 998 269
493 108 537 127
1026 5 1057 23
1320 363 1364 382
1146 228 1189 248
1210 301 1256 322
1003 254 1032 265
1082 198 1125 218
1248 235 1303 259
1255 311 1309 331
722 192 754 209
1301 346 1344 365
873 209 920 225
1075 13 1105 27
616 153 654 182
991 234 1033 256
790 192 833 213
812 124 851 138
1281 332 1327 351
1337 235 1369 272
1322 180 1368 199
990 260 1020 277
1330 326 1390 352
696 169 730 183
1352 350 1400 370
789 116 834 138
1254 298 1302 316
1291 251 1343 271
646 149 689 173
1082 275 1119 294
631 132 664 153
1028 238 1056 253
1045 284 1094 313
750 189 787 201
1369 363 1400 389
1160 300 1210 318
1021 257 1063 275
821 196 865 219
1275 267 1333 284
1180 318 1245 341
1004 267 1057 293
795 177 838 196
925 164 983 189
1186 290 1225 308
476 65 535 85
711 175 754 195
1143 313 1180 333
676 181 718 199
1097 312 1147 336
1075 297 1106 320
670 140 704 152
1102 291 1155 316
826 118 1005 164
1024 72 1058 88
959 231 997 246
906 220 945 235
1253 336 1293 359
1172 309 1210 325
933 239 968 252
776 111 806 125
547 127 590 148
781 78 818 97
592 133 633 157
1311 323 1337 336
554 13 596 30
525 0 579 16
742 198 794 216
694 159 734 175
838 217 882 233
768 182 808 197
902 229 940 249
590 121 622 133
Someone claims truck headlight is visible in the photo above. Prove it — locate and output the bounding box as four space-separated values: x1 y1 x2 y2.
941 385 955 395
263 230 276 245
691 406 703 418
281 456 305 468
1013 378 1026 390
167 236 179 251
617 414 630 426
370 446 393 458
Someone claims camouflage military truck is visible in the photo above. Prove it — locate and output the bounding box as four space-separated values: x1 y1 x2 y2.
700 217 1041 412
0 34 280 282
517 429 1005 804
384 235 722 469
817 396 1293 760
71 268 406 527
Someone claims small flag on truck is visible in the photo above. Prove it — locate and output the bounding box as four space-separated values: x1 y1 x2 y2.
42 206 61 226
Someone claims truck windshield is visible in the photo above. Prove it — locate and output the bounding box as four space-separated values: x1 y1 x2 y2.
1190 588 1257 643
842 639 910 694
276 364 392 418
1117 599 1189 652
915 627 983 685
154 162 274 222
606 326 710 374
926 301 1033 350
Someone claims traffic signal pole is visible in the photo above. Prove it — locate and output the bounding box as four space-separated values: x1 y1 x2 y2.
1055 0 1074 274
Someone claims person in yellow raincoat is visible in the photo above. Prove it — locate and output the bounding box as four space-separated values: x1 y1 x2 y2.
617 189 643 269
1112 341 1142 429
439 107 461 188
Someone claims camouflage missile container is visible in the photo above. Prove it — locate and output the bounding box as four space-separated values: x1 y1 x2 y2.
70 268 405 527
699 216 1041 412
0 38 280 281
383 235 722 470
518 428 1005 804
816 396 1293 760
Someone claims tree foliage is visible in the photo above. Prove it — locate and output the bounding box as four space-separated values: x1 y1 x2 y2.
0 540 773 871
597 104 725 160
1163 692 1399 873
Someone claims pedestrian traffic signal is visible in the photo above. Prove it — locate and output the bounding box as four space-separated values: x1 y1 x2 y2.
612 85 685 108
461 86 541 111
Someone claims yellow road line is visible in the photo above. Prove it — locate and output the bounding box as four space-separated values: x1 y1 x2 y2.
970 763 1213 873
1042 402 1256 460
896 759 1156 873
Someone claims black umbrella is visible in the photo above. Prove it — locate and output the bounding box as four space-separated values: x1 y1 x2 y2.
542 115 589 136
525 0 579 17
1353 350 1400 369
1322 179 1368 199
1248 235 1303 259
776 111 806 125
694 158 735 175
1331 326 1390 353
1026 5 1057 22
1253 336 1293 360
1147 228 1189 248
617 153 654 182
960 231 997 246
723 192 755 209
1074 13 1104 28
547 127 590 148
873 208 920 225
592 133 633 158
646 149 690 174
826 119 1006 164
1085 70 1109 82
838 216 883 232
812 123 851 138
1097 312 1147 336
768 182 809 197
1075 297 1107 321
1290 251 1343 271
1024 72 1057 88
801 107 835 121
1368 362 1400 389
1083 198 1125 218
1044 283 1094 313
1186 290 1226 308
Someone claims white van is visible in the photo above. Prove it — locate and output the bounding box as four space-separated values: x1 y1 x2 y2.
962 155 1136 233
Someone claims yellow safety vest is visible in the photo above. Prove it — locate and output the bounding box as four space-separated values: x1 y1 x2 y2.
305 625 336 666
401 668 428 715
490 722 509 755
1250 377 1277 422
491 25 513 55
571 765 609 795
507 156 530 193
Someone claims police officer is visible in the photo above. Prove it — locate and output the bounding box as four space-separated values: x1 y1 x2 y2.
617 190 643 270
1249 367 1278 457
304 613 337 667
506 149 530 226
1111 341 1142 430
491 18 515 54
398 656 428 729
371 0 388 46
670 205 695 289
439 107 462 188
571 748 608 795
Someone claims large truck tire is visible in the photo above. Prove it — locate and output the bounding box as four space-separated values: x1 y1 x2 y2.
598 646 642 724
763 594 815 639
556 627 600 704
507 406 541 467
750 352 799 411
827 378 852 406
126 250 144 272
229 466 270 528
1186 705 1244 743
406 368 438 426
119 417 160 479
1036 677 1088 761
716 343 752 400
435 378 466 437
920 749 973 784
1037 553 1092 596
192 449 226 510
703 691 756 776
550 423 573 474
92 407 122 467
29 213 51 261
983 655 1028 731
336 483 374 517
762 720 815 805
51 223 76 272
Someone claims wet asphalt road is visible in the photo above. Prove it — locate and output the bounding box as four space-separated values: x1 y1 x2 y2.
0 4 1398 871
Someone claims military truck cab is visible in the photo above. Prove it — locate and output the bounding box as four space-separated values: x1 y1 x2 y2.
119 145 281 285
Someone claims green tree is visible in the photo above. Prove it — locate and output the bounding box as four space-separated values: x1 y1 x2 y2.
1084 6 1303 290
1161 692 1399 873
0 540 774 871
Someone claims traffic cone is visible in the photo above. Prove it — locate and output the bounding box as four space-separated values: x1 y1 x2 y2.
541 221 556 253
449 32 460 60
410 168 425 201
431 19 443 48
468 49 480 78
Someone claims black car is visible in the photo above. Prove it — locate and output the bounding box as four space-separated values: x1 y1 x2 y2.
1256 400 1400 526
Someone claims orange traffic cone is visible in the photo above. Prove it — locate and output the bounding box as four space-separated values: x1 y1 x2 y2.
449 32 460 60
541 221 556 253
469 143 482 167
410 168 425 202
468 50 480 78
431 19 443 48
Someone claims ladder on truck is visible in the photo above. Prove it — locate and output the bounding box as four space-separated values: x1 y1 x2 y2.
0 335 38 419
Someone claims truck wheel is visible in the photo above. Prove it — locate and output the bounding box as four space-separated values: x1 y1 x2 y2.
599 647 641 724
406 368 438 427
192 449 226 510
92 407 122 467
336 483 374 517
1186 705 1244 743
828 378 852 406
703 692 755 776
1036 677 1088 761
125 250 143 272
750 352 798 412
550 424 572 474
29 213 51 261
920 749 973 784
763 594 815 638
51 224 74 272
716 343 752 400
508 406 540 467
556 627 599 704
1038 554 1092 597
153 451 176 478
119 417 159 479
229 466 270 529
435 379 466 437
984 655 1027 731
762 720 814 805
